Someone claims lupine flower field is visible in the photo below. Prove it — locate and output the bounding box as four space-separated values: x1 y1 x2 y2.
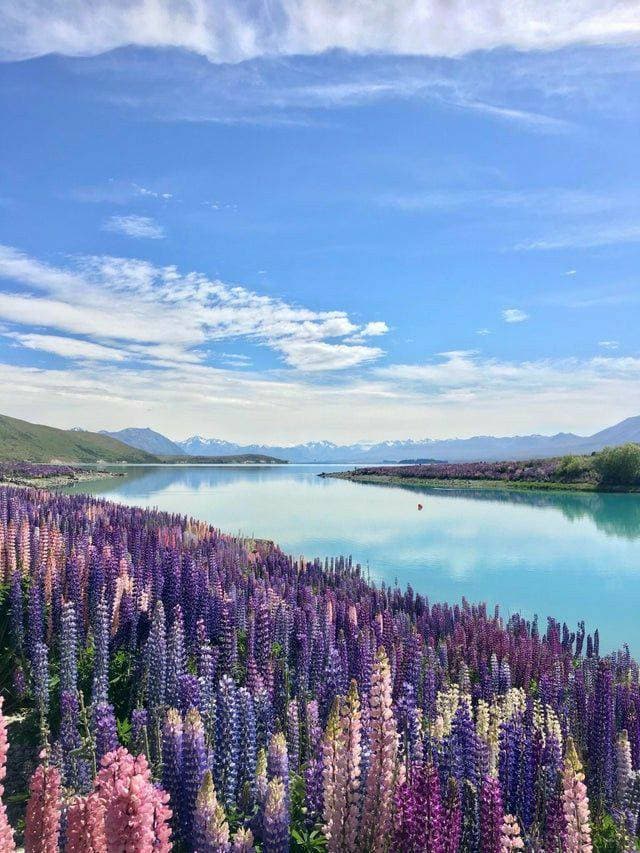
0 485 639 851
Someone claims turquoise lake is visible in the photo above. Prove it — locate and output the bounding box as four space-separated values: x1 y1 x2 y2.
65 464 640 654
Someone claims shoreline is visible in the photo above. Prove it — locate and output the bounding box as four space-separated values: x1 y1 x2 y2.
320 470 640 493
0 469 122 489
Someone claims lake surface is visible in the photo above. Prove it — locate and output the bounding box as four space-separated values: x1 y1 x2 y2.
64 464 640 654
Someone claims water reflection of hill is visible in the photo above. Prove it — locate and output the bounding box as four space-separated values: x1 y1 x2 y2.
415 486 640 542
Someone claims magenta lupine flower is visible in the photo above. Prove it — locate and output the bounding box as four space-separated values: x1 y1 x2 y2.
24 758 62 853
0 698 16 852
480 774 504 853
361 647 398 853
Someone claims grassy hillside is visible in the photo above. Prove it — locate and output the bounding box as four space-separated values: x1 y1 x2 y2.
0 413 158 463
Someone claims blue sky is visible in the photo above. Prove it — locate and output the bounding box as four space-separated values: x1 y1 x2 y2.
0 2 639 443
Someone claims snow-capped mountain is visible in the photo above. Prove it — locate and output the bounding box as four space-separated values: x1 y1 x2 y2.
103 416 640 464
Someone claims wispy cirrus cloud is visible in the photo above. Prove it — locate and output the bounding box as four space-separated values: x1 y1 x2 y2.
103 214 166 239
0 244 386 372
2 0 639 62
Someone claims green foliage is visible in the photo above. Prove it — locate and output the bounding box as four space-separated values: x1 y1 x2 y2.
593 443 640 486
116 716 132 746
593 814 639 851
557 454 593 482
108 649 138 719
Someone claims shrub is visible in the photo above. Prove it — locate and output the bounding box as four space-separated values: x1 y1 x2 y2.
593 443 640 486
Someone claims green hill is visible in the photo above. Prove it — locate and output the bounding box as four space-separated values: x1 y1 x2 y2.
0 413 158 463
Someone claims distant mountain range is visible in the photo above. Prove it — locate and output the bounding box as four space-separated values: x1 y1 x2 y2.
100 415 640 463
101 427 185 457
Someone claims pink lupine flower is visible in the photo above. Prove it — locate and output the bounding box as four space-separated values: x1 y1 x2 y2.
95 747 172 853
321 684 363 852
65 792 107 852
0 697 16 852
500 813 525 850
24 758 62 853
361 647 398 853
562 738 593 853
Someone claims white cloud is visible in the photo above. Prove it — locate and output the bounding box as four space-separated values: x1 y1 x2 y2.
361 321 389 337
2 0 639 62
476 328 491 336
1 348 639 444
10 332 128 362
0 244 384 372
502 308 528 323
103 214 166 239
598 340 619 350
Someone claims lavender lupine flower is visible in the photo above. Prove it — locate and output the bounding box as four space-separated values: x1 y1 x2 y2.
166 606 186 708
286 700 300 774
162 708 184 840
361 648 398 853
194 770 230 853
215 675 240 807
263 777 289 853
147 601 167 716
91 596 110 706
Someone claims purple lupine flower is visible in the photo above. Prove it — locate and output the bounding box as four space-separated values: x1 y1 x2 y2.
131 707 149 757
480 775 503 853
183 706 208 847
237 687 257 803
179 673 201 712
91 701 119 761
31 639 49 722
147 601 167 715
215 674 240 807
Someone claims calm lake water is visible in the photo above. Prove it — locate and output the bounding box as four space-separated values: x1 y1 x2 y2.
64 464 640 654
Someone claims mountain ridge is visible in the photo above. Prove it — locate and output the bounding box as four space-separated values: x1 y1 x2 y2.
0 414 157 464
104 415 640 463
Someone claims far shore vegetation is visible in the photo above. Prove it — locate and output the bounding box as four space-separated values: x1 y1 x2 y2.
323 443 640 493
